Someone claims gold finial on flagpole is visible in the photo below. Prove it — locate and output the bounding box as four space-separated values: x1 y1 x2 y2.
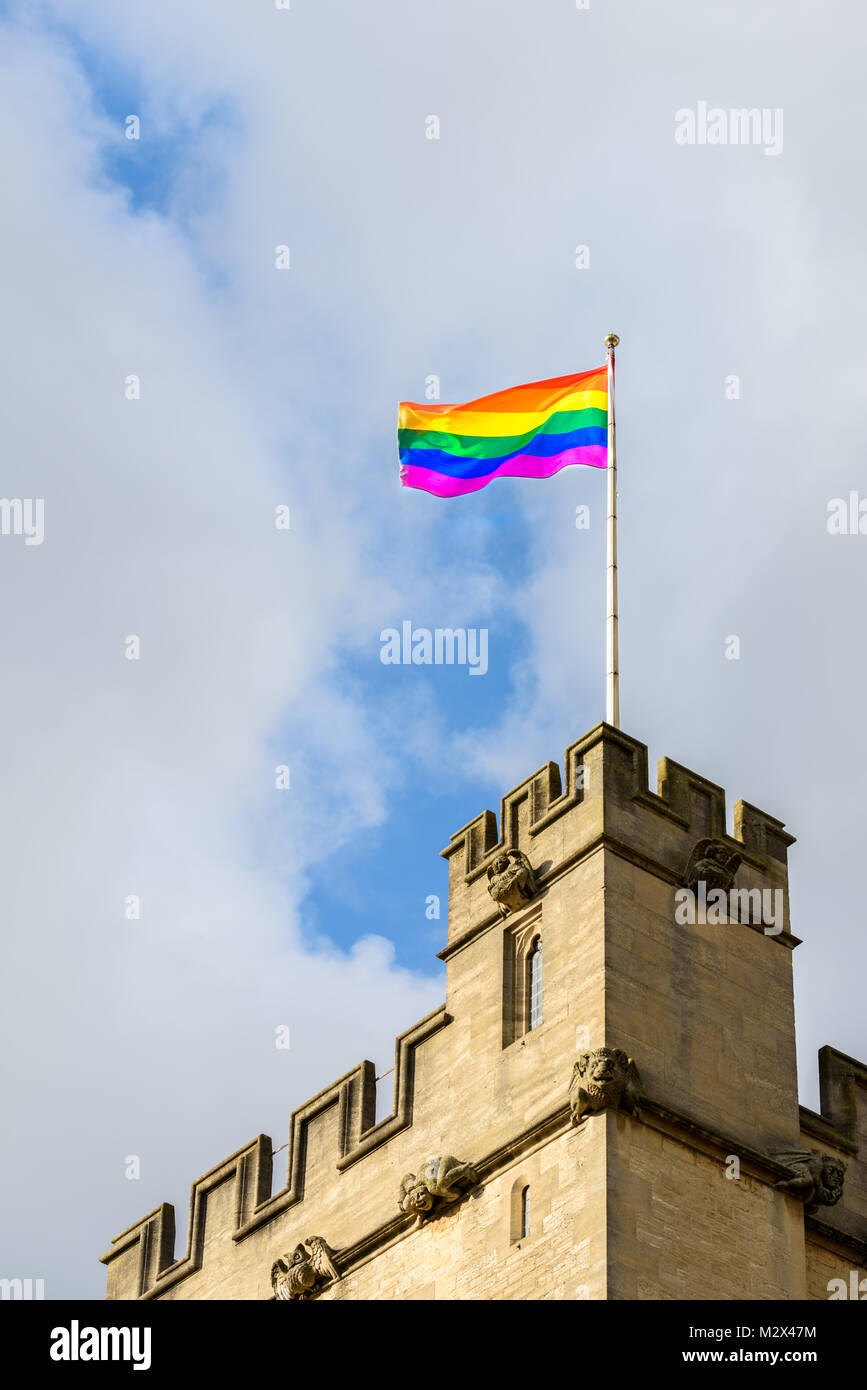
604 333 619 727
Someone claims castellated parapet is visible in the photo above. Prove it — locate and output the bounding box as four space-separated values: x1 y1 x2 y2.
101 723 867 1301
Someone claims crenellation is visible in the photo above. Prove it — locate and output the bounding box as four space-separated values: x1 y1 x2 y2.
440 726 795 956
655 755 726 834
798 1046 867 1253
733 800 795 865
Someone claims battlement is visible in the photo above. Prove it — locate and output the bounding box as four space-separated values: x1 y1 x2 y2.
798 1047 867 1258
440 723 795 947
100 1006 452 1299
100 1044 867 1300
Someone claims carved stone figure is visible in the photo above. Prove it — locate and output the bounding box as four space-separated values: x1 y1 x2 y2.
398 1154 479 1227
487 849 539 918
569 1047 643 1125
683 838 741 895
771 1150 847 1213
271 1236 340 1300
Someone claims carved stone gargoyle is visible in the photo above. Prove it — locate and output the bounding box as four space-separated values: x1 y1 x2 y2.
569 1047 643 1125
683 838 742 895
271 1237 340 1300
398 1154 479 1229
487 849 539 918
771 1149 847 1214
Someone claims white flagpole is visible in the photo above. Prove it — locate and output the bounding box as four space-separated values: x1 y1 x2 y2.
604 332 620 727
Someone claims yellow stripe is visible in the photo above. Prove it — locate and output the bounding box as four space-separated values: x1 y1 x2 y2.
399 389 608 436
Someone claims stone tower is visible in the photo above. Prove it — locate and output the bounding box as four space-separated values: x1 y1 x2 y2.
101 724 867 1300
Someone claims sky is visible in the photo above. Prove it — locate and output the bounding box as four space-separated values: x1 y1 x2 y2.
0 0 865 1299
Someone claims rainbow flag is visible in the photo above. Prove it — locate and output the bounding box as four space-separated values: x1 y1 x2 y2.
398 365 608 498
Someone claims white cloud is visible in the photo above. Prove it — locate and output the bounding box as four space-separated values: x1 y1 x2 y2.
0 12 447 1297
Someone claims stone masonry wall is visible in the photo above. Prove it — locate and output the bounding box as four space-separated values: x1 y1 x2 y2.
101 724 866 1301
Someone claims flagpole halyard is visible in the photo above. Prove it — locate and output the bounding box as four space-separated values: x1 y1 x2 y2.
604 333 620 728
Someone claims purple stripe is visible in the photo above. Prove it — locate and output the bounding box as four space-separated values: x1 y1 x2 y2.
399 445 607 498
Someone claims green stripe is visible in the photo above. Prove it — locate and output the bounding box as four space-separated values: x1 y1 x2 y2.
398 407 607 459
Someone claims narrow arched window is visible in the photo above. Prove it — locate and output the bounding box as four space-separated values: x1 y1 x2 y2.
520 1184 531 1239
527 937 542 1030
509 1175 532 1242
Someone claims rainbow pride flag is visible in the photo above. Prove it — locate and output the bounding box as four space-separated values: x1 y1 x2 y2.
398 365 608 498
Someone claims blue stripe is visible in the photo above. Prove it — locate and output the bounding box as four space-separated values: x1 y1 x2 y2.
398 426 606 478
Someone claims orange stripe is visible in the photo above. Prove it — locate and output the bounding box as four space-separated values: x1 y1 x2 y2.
400 391 606 435
401 365 607 417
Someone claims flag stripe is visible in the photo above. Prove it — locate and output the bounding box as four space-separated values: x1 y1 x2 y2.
401 365 607 418
400 446 607 498
399 426 606 476
399 408 607 459
400 390 607 436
